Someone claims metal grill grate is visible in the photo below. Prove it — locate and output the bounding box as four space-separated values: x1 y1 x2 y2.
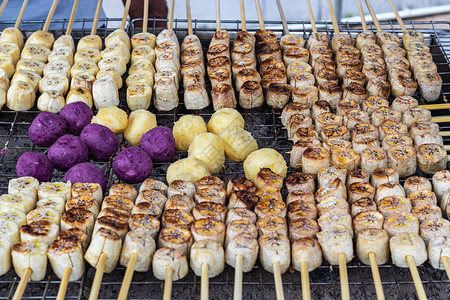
0 18 448 299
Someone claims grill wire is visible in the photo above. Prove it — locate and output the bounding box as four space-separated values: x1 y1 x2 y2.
0 17 448 299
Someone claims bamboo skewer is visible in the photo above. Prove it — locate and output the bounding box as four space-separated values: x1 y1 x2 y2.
300 261 311 300
368 252 385 300
305 0 317 34
254 0 265 31
142 0 149 33
88 252 107 300
117 253 137 300
239 0 247 31
387 0 406 33
186 0 193 36
216 0 221 32
56 268 72 300
14 0 28 29
275 0 289 35
163 267 174 300
356 0 368 32
273 261 285 300
363 0 382 33
234 255 244 300
121 0 132 31
0 0 9 19
201 263 209 300
338 253 350 300
168 0 175 30
65 0 79 35
441 256 450 280
406 255 427 300
91 0 103 35
326 0 340 35
42 0 59 32
12 268 32 300
431 116 450 123
418 103 450 110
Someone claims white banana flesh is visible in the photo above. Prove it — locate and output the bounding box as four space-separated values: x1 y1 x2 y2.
36 197 65 215
190 240 225 277
158 227 193 257
27 207 61 226
152 247 189 281
71 72 95 92
120 230 156 272
105 29 131 51
390 232 427 268
48 46 74 65
98 57 127 76
12 240 48 281
0 42 20 64
53 35 75 52
0 207 27 227
356 228 389 265
92 75 120 109
37 91 65 113
8 177 39 202
71 60 99 78
428 236 450 270
21 44 51 63
60 208 95 238
225 233 258 272
44 60 71 78
0 55 15 78
0 193 35 213
0 68 9 92
74 48 101 64
127 83 152 111
38 182 71 201
226 220 258 247
77 35 102 51
167 180 196 199
25 30 54 49
66 87 93 108
0 219 19 245
131 32 157 49
420 218 450 244
432 170 450 202
317 225 354 265
0 27 24 49
96 68 123 89
20 220 59 246
292 237 322 272
11 69 41 91
39 73 69 95
0 239 11 275
48 238 85 281
84 227 122 273
258 233 291 274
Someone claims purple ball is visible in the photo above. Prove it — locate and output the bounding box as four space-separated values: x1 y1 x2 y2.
16 152 53 182
64 162 107 191
80 123 118 162
140 126 175 162
47 134 89 171
113 146 152 183
28 112 67 147
59 102 93 135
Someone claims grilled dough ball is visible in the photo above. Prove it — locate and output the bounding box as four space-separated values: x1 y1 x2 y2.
173 115 207 151
123 110 157 146
207 108 245 135
91 106 128 134
219 127 258 162
166 157 210 184
188 133 225 173
243 148 287 182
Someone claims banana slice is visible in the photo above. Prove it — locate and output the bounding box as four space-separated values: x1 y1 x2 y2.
315 178 346 203
317 196 349 217
317 166 346 189
192 202 227 222
225 207 257 225
84 227 122 273
0 68 9 92
131 201 162 218
66 87 92 107
164 195 195 212
410 121 440 140
348 182 375 203
226 178 256 198
108 184 136 203
0 238 10 275
254 199 286 220
360 148 388 174
287 191 314 205
195 176 225 190
317 225 354 265
0 55 15 78
0 27 24 49
161 209 194 230
318 209 353 237
25 30 54 49
21 44 50 63
105 29 131 50
135 190 167 209
353 210 384 235
98 57 127 76
27 207 61 226
44 59 71 78
12 240 47 281
375 181 406 203
128 214 159 239
190 239 225 277
432 170 450 202
96 68 123 89
48 46 74 66
77 35 102 51
140 178 168 195
37 91 65 113
72 182 102 205
167 180 196 199
71 60 99 78
71 71 95 92
60 208 94 237
129 59 156 76
417 143 447 174
378 196 412 217
256 216 288 237
0 219 19 245
48 237 85 280
0 193 34 213
92 216 129 240
97 208 130 223
410 189 438 207
301 146 330 176
131 32 157 49
371 168 399 189
0 207 27 227
412 203 442 223
126 70 154 87
66 195 100 218
289 217 319 241
11 69 41 90
57 227 88 252
37 197 65 215
351 197 376 217
258 232 290 273
38 73 68 95
101 43 130 63
127 83 152 111
192 218 226 245
8 177 39 202
253 168 283 191
0 42 20 64
158 227 193 257
20 220 59 246
6 81 35 110
225 233 259 272
195 187 226 205
420 218 450 245
383 212 419 237
74 47 101 64
54 35 75 52
347 169 370 188
356 228 389 265
92 75 119 109
120 230 156 272
154 76 179 111
292 237 322 272
153 247 188 281
390 232 427 268
287 200 317 222
131 45 156 65
38 182 71 201
428 236 450 269
331 147 360 172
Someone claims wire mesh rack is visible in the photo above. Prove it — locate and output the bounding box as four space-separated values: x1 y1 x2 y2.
0 17 449 299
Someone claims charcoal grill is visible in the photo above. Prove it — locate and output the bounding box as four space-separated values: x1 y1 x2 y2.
0 17 449 299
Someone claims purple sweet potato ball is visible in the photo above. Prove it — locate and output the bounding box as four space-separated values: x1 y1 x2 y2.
140 126 175 162
16 152 53 182
47 134 89 171
80 123 118 162
113 146 152 183
28 111 67 147
59 102 93 135
64 162 107 191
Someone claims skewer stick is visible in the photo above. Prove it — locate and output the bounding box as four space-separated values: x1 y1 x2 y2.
117 253 137 300
56 267 72 300
234 255 244 300
14 0 28 29
65 0 80 35
168 0 175 30
88 252 107 300
12 268 32 300
254 0 265 31
305 0 317 34
300 261 311 300
356 0 368 32
215 0 221 32
444 145 450 151
163 267 174 300
406 255 427 300
201 263 209 300
120 0 132 31
441 256 450 280
142 0 149 33
42 0 59 32
239 0 247 31
363 0 382 32
387 0 406 33
275 0 289 35
338 253 350 300
0 0 9 19
91 0 103 35
326 0 340 35
185 0 193 36
418 103 450 110
368 252 385 300
273 261 285 300
431 116 450 123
